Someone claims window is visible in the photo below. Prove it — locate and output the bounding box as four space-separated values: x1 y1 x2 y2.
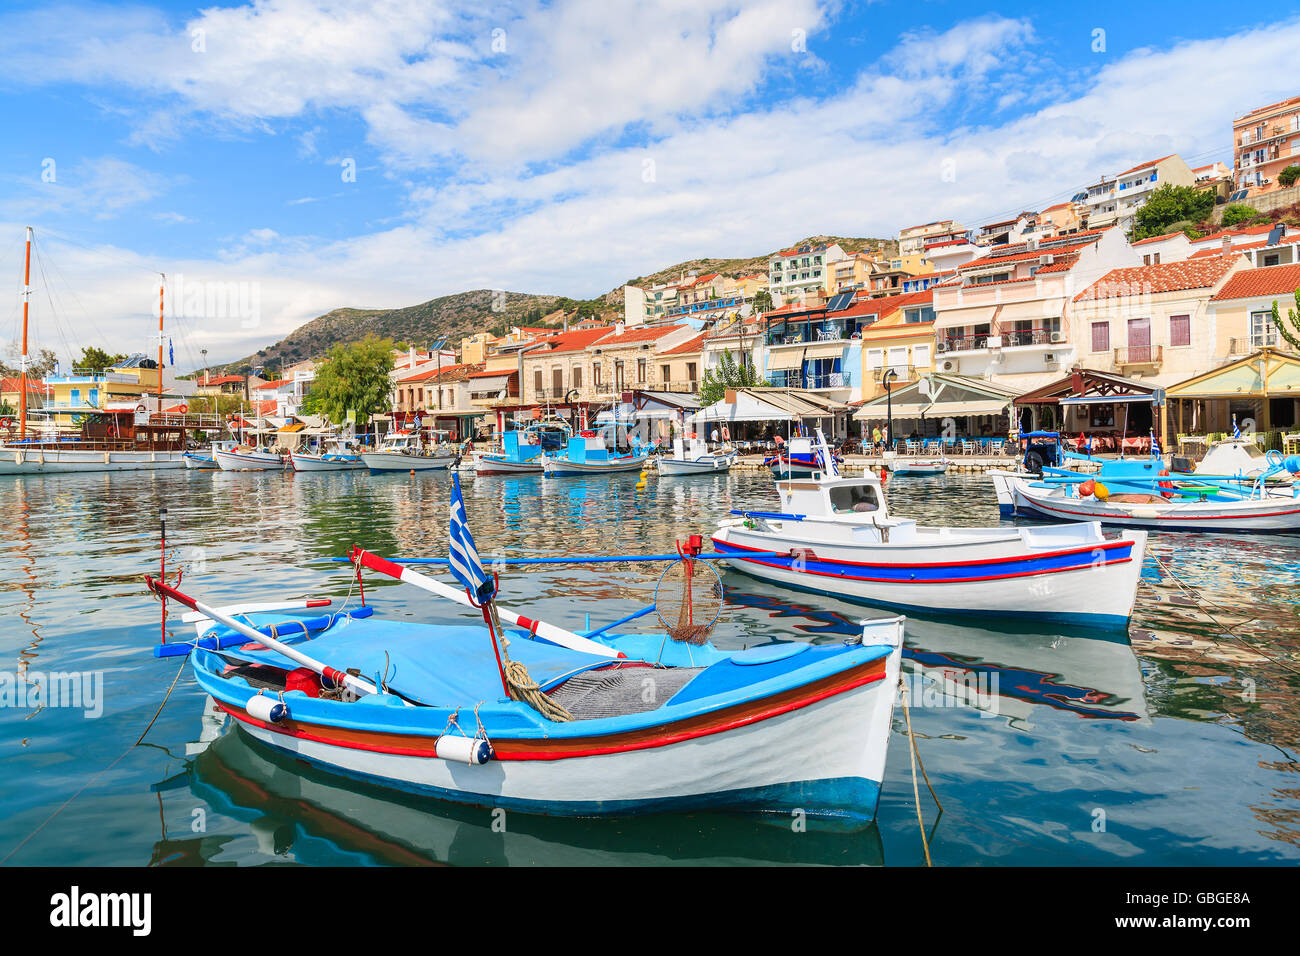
533 370 543 395
1251 310 1279 348
1090 322 1109 352
686 362 697 384
1169 314 1191 347
903 305 935 324
866 349 883 369
913 344 931 368
552 368 563 395
593 363 602 387
1263 253 1280 267
572 366 582 388
661 364 671 383
636 358 647 383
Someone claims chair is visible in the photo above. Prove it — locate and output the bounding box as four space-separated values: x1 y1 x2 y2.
961 439 977 455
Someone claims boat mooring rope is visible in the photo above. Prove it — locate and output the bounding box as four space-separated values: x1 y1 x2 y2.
898 675 942 867
1146 553 1300 677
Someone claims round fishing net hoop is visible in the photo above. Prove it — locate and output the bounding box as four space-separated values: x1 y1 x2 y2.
654 546 723 644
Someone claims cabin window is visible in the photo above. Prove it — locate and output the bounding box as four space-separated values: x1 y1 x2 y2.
1169 314 1191 347
828 484 880 514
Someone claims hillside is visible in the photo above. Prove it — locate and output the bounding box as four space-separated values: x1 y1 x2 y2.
221 235 896 373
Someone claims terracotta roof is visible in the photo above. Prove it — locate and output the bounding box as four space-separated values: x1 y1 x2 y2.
199 374 243 386
252 400 277 416
1076 257 1240 301
468 368 515 379
1191 224 1277 245
1118 154 1175 177
593 324 687 348
1190 242 1266 258
398 361 482 383
840 288 934 318
253 378 291 389
924 238 972 250
1041 202 1070 213
0 377 44 393
536 326 615 355
1131 232 1186 247
659 331 708 356
959 236 1099 271
1210 263 1300 301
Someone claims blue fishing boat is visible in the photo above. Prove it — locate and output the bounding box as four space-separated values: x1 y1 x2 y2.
540 423 650 476
145 480 904 827
476 417 572 475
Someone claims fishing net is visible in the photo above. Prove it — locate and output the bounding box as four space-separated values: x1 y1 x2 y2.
654 543 723 644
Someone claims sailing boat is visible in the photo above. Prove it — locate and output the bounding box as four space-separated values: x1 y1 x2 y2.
0 228 193 475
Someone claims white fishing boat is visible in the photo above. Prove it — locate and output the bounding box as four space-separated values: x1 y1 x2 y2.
990 466 1300 533
214 445 287 471
540 425 650 476
475 417 572 475
1193 436 1274 480
713 433 1147 629
184 440 237 470
291 437 365 472
361 430 457 472
888 457 948 476
145 477 905 828
656 435 736 476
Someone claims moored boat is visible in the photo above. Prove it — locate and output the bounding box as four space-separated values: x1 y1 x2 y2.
763 435 839 479
714 433 1147 629
655 435 735 476
475 417 571 475
291 437 366 472
184 440 237 470
214 445 287 471
361 430 457 472
540 425 649 476
888 458 948 476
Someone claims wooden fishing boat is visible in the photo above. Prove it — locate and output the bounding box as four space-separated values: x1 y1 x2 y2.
214 445 287 471
541 426 650 476
291 437 366 472
361 431 457 472
888 458 948 476
714 434 1146 629
656 435 736 476
475 418 571 475
990 467 1300 533
145 486 904 828
184 440 236 470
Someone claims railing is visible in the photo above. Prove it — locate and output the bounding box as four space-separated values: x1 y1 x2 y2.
940 333 992 352
873 365 915 382
1001 328 1058 348
1113 345 1163 366
804 372 846 389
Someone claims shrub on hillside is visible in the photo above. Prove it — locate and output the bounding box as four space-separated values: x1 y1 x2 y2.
1279 164 1300 188
1222 204 1261 227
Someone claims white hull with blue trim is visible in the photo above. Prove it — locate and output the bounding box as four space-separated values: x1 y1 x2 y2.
712 455 1146 629
214 448 287 471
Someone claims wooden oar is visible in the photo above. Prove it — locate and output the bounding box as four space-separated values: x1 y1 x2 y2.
146 576 379 698
347 547 621 659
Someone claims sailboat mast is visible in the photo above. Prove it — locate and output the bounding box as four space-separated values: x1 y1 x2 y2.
157 275 165 417
19 226 32 440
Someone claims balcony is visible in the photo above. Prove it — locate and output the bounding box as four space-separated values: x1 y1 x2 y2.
1113 345 1163 370
873 365 916 383
939 332 993 353
1001 328 1061 348
765 370 846 390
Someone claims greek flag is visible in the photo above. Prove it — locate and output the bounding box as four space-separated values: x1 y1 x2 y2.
1150 429 1159 456
449 473 495 603
1232 415 1241 439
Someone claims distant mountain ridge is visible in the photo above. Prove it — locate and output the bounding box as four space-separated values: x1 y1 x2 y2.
220 235 894 374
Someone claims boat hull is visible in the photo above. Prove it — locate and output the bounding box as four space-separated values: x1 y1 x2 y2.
362 452 456 472
656 454 735 476
712 521 1147 629
212 652 898 827
474 455 544 475
542 453 650 476
991 470 1300 533
290 452 365 472
183 453 218 470
890 462 948 476
214 449 286 472
0 447 186 474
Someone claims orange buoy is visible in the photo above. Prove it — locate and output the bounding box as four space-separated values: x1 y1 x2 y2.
1158 468 1174 499
1078 479 1095 497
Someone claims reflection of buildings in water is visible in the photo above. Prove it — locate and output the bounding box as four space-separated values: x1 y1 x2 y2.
724 586 1149 727
11 483 43 682
154 723 884 867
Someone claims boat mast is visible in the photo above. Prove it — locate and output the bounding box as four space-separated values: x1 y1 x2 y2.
157 275 165 420
19 226 32 440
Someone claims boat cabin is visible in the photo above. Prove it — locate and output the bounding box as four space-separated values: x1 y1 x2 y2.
777 474 889 520
558 426 643 464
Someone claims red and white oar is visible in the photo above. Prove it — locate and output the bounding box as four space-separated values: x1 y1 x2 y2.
348 547 622 659
145 576 379 698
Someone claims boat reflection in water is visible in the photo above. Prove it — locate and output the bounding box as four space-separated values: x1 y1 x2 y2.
724 586 1149 728
151 704 885 867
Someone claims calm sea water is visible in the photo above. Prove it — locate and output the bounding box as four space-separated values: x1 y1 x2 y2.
1 467 1297 866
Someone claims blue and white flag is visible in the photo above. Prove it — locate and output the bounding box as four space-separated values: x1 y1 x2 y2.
168 338 174 367
449 473 495 603
1149 429 1159 456
1232 415 1241 439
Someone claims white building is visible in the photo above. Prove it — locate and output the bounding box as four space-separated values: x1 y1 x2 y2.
768 242 847 304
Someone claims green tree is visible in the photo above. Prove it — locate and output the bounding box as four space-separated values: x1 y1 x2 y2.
751 289 774 314
1270 288 1300 351
698 348 762 405
1133 184 1216 240
0 344 59 378
1221 204 1260 227
1279 164 1300 188
306 335 395 425
76 346 128 374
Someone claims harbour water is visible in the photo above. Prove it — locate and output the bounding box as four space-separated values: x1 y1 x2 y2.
1 469 1297 866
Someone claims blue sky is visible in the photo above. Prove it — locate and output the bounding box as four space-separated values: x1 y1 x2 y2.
0 0 1295 367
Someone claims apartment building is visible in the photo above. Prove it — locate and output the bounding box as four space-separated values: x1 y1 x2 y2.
519 326 611 405
1113 155 1194 234
855 289 938 401
899 220 965 257
931 227 1140 392
975 211 1038 247
1039 201 1086 238
1208 262 1300 360
1130 231 1194 265
1233 96 1300 195
655 331 707 394
587 324 695 402
768 243 847 303
1071 254 1247 385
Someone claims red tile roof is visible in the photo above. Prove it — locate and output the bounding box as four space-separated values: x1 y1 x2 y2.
841 288 934 318
1131 231 1187 247
1190 241 1266 258
468 367 515 379
199 374 243 386
0 377 44 393
1076 256 1241 301
1191 224 1276 245
252 400 278 416
398 362 482 383
593 324 687 348
959 236 1099 271
659 331 708 356
536 326 615 355
253 378 291 389
1210 263 1300 301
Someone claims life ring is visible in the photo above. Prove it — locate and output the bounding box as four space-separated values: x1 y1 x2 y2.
136 404 147 414
0 417 11 431
107 421 119 438
176 403 188 414
1157 468 1174 500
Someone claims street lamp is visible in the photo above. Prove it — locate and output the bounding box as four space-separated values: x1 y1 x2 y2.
883 367 897 452
201 349 208 416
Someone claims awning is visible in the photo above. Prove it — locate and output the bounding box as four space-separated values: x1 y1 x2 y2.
866 402 931 418
468 374 511 392
766 350 804 370
934 304 999 331
925 399 1011 416
800 342 846 360
1059 394 1152 406
278 422 306 432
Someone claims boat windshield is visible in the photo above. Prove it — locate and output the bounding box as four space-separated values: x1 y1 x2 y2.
829 483 880 514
